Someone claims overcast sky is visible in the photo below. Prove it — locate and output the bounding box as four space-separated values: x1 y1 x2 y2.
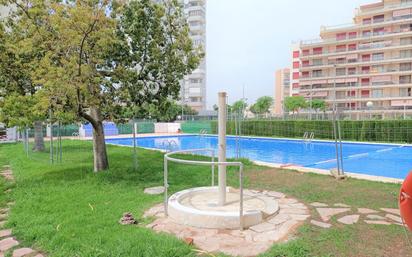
206 0 373 108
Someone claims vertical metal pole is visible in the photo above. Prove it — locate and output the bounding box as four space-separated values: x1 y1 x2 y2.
49 109 54 164
337 118 344 176
211 150 215 187
163 157 168 216
218 92 227 206
25 128 29 157
58 121 62 163
133 122 137 171
239 164 244 230
332 103 341 175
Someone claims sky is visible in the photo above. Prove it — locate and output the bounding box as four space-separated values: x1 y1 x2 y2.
206 0 374 108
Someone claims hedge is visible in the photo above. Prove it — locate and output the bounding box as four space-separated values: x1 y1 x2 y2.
210 120 412 143
181 121 212 134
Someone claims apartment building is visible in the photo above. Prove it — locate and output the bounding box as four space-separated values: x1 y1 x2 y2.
182 0 207 112
273 68 291 115
294 0 412 119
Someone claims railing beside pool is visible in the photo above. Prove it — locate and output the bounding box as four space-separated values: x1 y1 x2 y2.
163 148 246 230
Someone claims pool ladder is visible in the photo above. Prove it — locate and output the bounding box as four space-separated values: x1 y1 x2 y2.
162 140 178 152
303 132 315 143
199 129 208 137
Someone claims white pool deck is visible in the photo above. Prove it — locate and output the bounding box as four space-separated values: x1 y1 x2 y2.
102 133 405 184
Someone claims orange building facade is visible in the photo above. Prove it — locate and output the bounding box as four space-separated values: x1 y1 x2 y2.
293 0 412 119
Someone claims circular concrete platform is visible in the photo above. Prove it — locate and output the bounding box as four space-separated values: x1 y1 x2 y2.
168 187 279 229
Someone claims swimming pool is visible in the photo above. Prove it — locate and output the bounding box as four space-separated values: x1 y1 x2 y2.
106 135 412 179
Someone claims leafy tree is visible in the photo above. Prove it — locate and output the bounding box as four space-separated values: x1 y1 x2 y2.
0 19 46 151
310 99 327 113
131 101 197 122
250 96 273 115
212 104 218 111
1 0 201 172
284 96 308 114
231 100 247 114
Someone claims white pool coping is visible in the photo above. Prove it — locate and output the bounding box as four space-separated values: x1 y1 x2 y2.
104 133 406 184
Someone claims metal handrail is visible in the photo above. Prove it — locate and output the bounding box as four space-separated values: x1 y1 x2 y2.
163 148 245 230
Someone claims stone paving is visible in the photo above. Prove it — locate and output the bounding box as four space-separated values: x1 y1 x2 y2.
144 191 406 256
144 190 310 257
309 202 405 229
0 166 45 257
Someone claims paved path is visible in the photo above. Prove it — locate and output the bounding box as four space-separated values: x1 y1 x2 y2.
144 188 405 257
144 190 310 257
0 166 45 257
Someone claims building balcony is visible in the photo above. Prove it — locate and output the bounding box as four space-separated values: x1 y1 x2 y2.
300 68 412 81
330 95 412 103
299 82 412 92
187 15 206 23
319 13 412 34
355 1 412 17
300 56 412 70
300 42 412 59
301 22 412 47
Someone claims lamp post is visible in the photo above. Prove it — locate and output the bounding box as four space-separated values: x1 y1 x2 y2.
366 101 373 120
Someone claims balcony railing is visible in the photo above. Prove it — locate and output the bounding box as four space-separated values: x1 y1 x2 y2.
300 55 412 69
299 81 404 90
301 68 412 80
301 22 412 46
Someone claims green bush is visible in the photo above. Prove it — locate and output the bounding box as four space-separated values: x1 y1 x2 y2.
211 120 412 143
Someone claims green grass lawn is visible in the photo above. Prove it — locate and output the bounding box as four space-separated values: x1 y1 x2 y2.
0 140 409 257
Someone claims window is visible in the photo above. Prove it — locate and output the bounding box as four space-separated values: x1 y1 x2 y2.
373 27 385 35
190 79 203 83
362 54 371 62
373 15 385 23
336 58 345 64
189 10 204 16
292 83 299 89
348 32 357 39
372 52 384 61
336 33 346 41
313 47 323 55
400 75 412 84
302 60 310 67
336 68 346 76
400 88 412 96
293 72 299 79
400 63 412 71
293 51 300 58
361 78 370 86
400 37 412 45
363 18 372 25
336 45 346 52
302 71 309 78
302 49 310 56
400 50 412 58
293 61 300 69
348 67 356 75
362 66 370 73
371 65 384 73
372 89 383 98
312 59 323 66
347 91 356 97
348 44 357 51
400 24 412 32
361 90 370 97
312 70 323 77
362 30 371 37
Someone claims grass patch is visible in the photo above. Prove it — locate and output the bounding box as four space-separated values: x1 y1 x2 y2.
0 140 409 257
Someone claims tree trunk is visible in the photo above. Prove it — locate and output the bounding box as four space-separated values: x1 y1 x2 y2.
33 121 45 152
90 108 109 172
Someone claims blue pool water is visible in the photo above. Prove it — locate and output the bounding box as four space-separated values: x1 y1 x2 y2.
106 135 412 179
